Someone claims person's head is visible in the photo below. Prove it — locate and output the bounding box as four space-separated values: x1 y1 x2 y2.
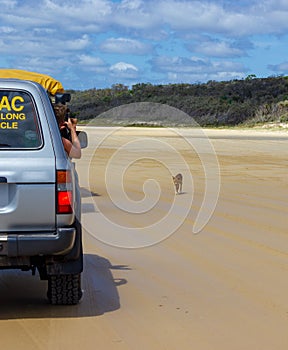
53 103 67 126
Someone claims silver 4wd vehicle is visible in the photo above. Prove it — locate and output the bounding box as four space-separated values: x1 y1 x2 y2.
0 70 87 305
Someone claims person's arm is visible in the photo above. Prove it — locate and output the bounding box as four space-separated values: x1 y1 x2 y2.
62 118 81 159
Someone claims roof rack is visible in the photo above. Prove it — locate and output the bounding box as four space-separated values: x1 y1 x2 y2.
0 69 64 95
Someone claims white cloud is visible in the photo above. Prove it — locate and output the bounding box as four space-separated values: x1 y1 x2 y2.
110 62 138 72
78 54 105 67
268 61 288 73
192 39 246 58
0 0 17 8
0 1 286 43
151 56 208 74
153 0 288 36
43 0 112 20
33 27 56 35
77 54 108 73
151 55 247 82
0 0 286 89
113 0 159 30
0 26 16 34
167 71 246 84
156 1 225 30
109 62 139 79
64 34 90 50
1 1 288 39
118 0 143 11
100 37 151 55
16 57 70 75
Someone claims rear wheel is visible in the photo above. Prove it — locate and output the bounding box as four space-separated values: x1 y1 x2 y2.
47 273 82 305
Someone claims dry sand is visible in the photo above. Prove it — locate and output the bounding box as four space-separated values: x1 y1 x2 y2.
0 127 287 350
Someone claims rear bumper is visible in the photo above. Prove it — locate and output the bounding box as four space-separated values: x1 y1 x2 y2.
0 227 76 257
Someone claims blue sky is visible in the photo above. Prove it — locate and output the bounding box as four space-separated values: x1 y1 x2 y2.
0 0 288 90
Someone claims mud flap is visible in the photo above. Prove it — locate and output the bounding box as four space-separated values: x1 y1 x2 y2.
46 219 83 276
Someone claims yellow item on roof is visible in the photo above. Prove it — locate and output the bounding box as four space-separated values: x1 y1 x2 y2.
0 69 64 95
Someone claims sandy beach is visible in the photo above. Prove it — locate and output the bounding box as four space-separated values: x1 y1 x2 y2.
0 127 287 350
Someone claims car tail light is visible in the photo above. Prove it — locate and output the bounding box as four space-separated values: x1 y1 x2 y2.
56 170 73 214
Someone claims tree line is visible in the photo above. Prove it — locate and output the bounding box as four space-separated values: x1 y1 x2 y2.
68 76 288 126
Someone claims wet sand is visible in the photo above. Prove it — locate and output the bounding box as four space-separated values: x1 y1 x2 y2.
1 127 287 350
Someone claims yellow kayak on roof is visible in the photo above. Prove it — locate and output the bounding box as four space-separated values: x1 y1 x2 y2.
0 69 64 95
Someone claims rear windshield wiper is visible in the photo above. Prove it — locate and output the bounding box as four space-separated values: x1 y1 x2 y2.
0 143 11 147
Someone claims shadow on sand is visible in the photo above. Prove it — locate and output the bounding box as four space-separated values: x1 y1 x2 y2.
80 187 100 198
0 254 129 319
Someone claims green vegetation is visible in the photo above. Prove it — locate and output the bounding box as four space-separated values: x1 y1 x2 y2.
68 76 288 127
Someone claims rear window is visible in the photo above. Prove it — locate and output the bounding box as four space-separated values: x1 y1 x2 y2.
0 90 42 149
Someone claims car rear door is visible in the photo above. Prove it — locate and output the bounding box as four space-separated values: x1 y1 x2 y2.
0 89 56 232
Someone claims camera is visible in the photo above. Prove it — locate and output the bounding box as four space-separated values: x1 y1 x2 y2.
55 93 71 105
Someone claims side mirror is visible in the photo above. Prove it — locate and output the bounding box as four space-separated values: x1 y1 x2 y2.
77 131 88 149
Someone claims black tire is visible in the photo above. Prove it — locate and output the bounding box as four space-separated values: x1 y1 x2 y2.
47 273 82 305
